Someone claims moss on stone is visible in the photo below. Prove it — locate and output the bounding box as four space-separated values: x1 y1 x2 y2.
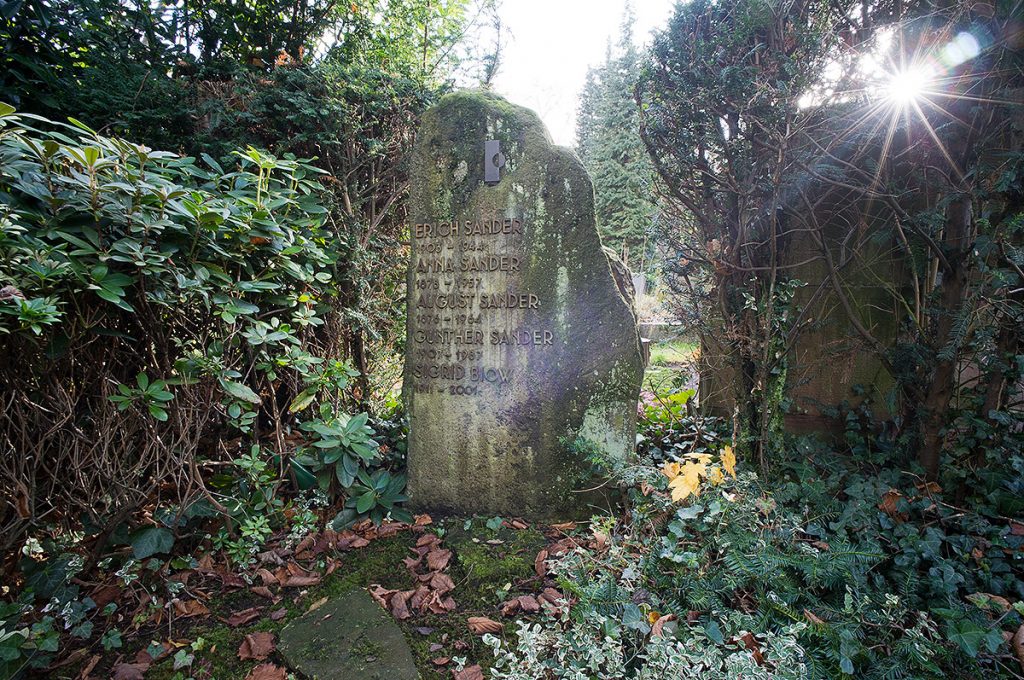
143 535 416 680
405 89 644 518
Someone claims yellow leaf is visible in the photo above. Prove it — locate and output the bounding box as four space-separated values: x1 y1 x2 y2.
647 610 661 625
687 452 712 465
669 467 702 502
682 459 707 479
721 445 737 478
662 461 681 480
709 466 725 485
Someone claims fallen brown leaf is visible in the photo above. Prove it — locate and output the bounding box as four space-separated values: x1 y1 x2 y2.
517 595 540 613
740 632 765 666
251 586 276 601
453 664 484 680
136 644 170 664
219 571 247 588
426 548 452 571
878 489 906 520
425 592 457 614
283 575 321 588
550 521 576 532
223 607 263 627
112 662 149 680
257 550 285 566
415 513 433 526
651 613 677 638
534 549 548 578
294 534 316 556
467 616 502 635
369 584 398 609
409 585 431 611
89 584 121 609
417 533 440 546
432 657 450 666
77 654 100 679
173 599 210 618
966 592 1012 612
306 596 329 613
238 632 276 661
803 609 826 626
539 588 565 607
47 647 87 670
430 572 456 594
390 590 415 620
245 663 288 680
269 608 288 621
547 537 577 556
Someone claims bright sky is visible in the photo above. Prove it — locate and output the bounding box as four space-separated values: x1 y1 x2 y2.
487 0 676 147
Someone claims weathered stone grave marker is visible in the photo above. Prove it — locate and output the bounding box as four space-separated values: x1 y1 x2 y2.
279 589 418 680
405 91 644 516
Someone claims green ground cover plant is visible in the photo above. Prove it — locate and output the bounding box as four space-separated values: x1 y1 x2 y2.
486 398 1024 679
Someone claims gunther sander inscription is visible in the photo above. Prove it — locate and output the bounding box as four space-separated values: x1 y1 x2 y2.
404 91 644 517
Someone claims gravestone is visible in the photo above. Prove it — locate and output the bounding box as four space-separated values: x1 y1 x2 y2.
278 589 419 680
404 91 644 516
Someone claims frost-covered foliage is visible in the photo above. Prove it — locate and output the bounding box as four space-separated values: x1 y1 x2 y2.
484 613 808 680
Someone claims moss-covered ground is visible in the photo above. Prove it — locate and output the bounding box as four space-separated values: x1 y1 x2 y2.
141 518 549 680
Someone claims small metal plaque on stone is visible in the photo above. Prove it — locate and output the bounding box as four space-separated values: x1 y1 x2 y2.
484 139 505 184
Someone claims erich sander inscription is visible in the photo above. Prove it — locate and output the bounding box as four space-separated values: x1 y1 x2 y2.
405 91 643 516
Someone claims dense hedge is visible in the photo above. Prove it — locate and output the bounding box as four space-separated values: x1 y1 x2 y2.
0 106 357 550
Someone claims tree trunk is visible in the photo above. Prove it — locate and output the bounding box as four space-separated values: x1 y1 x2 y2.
917 196 972 479
351 327 371 412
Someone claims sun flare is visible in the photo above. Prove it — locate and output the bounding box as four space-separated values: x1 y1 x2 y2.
884 64 936 107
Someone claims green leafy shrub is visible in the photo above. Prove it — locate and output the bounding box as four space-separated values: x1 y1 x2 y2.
636 387 725 463
0 105 405 554
491 428 1022 679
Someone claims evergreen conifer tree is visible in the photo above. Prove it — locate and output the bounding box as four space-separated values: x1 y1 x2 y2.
574 2 658 273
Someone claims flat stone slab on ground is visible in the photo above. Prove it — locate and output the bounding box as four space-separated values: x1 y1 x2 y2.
278 589 419 680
